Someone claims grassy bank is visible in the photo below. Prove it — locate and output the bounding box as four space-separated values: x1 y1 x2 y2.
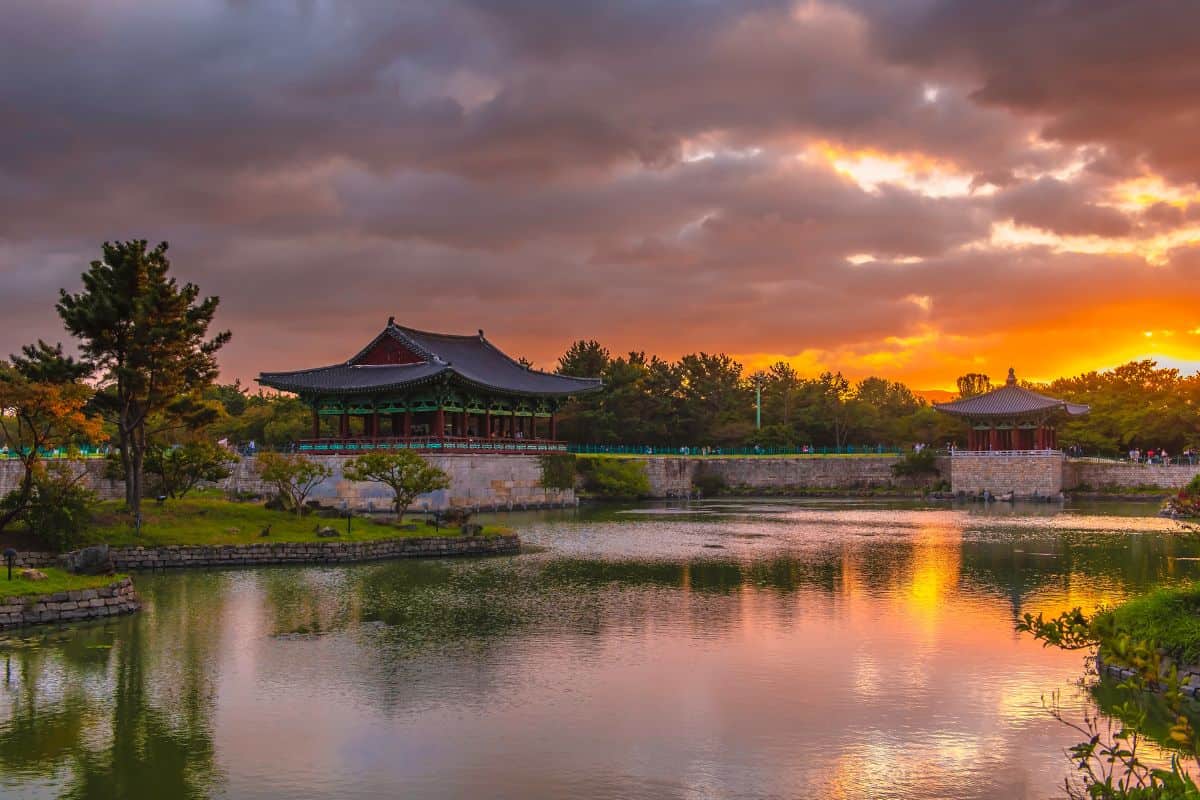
81 497 510 549
0 568 125 600
1099 583 1200 665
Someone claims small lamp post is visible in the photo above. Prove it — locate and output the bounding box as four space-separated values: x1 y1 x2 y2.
3 548 16 581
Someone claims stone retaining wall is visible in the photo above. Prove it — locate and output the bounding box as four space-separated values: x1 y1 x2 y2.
16 534 521 571
622 455 933 497
0 454 575 511
223 453 575 510
949 452 1064 497
0 577 139 629
0 459 123 500
1064 460 1200 491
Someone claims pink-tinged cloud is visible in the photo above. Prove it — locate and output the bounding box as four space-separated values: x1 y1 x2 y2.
1 0 1198 389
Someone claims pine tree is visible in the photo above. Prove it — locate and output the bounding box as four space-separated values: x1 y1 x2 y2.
57 240 230 514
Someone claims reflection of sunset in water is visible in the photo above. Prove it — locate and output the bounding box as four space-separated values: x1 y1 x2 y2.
1 500 1196 799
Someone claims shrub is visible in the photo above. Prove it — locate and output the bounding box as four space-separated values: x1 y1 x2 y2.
891 449 940 478
148 440 236 498
12 463 98 551
538 453 577 490
692 464 726 496
255 452 332 516
342 450 450 521
577 457 650 498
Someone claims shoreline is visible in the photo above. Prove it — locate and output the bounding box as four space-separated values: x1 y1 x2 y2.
15 534 523 572
0 576 140 630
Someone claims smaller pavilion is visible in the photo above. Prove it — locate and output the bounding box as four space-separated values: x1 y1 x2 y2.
934 368 1089 451
257 320 602 454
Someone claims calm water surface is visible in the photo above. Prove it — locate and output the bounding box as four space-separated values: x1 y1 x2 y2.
1 499 1196 799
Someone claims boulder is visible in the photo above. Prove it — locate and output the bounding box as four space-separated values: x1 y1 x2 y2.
61 544 115 576
315 527 341 538
19 568 48 581
460 523 483 537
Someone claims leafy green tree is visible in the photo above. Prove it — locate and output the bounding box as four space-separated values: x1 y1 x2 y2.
254 451 331 516
675 353 750 445
760 361 804 428
11 462 98 552
342 450 450 521
557 340 610 378
956 372 992 398
0 361 101 534
147 441 236 499
57 240 230 513
9 340 91 384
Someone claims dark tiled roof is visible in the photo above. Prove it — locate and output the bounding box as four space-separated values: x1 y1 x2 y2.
258 361 447 394
258 322 603 397
934 369 1089 418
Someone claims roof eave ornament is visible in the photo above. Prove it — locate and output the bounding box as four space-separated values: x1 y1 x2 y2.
1006 367 1017 386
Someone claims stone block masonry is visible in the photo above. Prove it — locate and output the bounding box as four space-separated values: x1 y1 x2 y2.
16 534 521 572
224 453 574 511
0 459 123 501
631 456 916 497
949 452 1064 497
1064 460 1200 491
0 577 139 629
0 453 575 512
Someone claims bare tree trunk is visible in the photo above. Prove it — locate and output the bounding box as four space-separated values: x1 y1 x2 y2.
120 404 145 515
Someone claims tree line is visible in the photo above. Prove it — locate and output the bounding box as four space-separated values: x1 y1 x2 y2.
5 240 1200 541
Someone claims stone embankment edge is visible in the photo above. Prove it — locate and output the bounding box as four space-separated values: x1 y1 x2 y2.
0 576 140 630
1097 655 1200 699
16 534 522 571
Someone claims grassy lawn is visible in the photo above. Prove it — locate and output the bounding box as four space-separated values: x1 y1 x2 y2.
83 496 511 548
0 568 125 600
1100 583 1200 665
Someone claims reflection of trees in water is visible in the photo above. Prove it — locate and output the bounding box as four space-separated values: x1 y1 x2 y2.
255 567 363 636
960 530 1200 622
0 571 227 798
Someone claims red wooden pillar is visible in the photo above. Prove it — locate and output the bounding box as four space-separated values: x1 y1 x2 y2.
460 410 468 437
434 407 445 439
339 411 349 438
371 411 380 438
550 413 557 440
312 407 320 439
391 412 401 437
485 409 492 438
989 427 1000 451
403 411 412 438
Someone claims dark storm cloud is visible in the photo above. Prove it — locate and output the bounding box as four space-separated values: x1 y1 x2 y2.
1 0 1197 382
993 177 1135 238
858 0 1200 183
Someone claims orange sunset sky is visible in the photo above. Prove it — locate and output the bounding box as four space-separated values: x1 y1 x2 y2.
2 1 1198 391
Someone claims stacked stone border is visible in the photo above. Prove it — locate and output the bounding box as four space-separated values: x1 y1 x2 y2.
15 534 521 571
1097 656 1200 700
0 577 139 630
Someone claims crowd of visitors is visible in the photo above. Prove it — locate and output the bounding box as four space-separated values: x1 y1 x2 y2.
1127 447 1198 465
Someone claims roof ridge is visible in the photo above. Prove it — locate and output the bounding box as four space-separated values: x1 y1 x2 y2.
393 323 481 341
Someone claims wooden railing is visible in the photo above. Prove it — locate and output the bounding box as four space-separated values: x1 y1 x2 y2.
295 436 568 454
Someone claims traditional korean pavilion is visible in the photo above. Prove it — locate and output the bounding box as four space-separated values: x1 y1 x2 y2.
257 319 602 453
934 368 1089 451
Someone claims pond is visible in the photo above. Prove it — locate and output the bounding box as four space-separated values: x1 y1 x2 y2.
0 499 1196 799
